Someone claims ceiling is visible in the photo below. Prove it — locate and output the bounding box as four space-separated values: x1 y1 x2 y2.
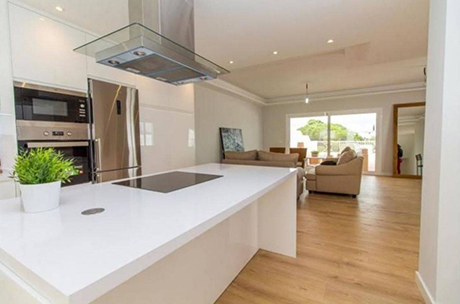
398 106 425 136
195 0 429 100
399 105 426 118
17 0 429 101
16 0 129 35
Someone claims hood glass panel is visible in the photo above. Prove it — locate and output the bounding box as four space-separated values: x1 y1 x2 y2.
74 23 229 77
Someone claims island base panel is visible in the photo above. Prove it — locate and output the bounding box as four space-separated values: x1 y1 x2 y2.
258 173 297 258
92 176 297 304
0 263 50 304
92 203 259 304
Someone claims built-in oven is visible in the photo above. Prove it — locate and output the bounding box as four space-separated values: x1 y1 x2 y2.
14 82 88 124
16 121 91 186
14 83 91 186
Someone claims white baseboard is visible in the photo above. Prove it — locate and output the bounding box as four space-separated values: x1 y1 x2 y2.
416 271 436 304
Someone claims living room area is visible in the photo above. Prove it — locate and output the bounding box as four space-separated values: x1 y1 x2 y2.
192 0 457 302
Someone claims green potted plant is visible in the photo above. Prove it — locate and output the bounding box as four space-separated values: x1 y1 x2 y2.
11 148 77 213
311 150 319 157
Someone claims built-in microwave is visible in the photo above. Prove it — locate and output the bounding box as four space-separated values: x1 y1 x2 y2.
14 82 88 124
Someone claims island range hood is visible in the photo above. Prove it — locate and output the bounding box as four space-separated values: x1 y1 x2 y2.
74 0 228 85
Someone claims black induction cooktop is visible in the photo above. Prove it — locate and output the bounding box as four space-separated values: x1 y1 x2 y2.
113 171 223 193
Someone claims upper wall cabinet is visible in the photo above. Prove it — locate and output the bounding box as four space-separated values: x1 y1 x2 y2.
8 4 88 91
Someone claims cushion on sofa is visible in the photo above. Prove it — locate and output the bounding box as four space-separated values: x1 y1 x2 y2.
225 150 258 160
258 150 299 165
340 146 352 155
320 160 337 166
337 149 357 165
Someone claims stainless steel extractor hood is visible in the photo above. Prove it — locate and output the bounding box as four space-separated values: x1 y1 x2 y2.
74 0 228 85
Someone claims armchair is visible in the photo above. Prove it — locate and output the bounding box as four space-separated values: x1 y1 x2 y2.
306 156 364 197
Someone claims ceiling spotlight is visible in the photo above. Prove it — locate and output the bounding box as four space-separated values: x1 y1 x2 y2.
55 6 64 12
133 51 147 57
108 60 121 65
305 83 310 104
327 39 334 44
39 17 45 21
229 61 234 64
273 51 278 55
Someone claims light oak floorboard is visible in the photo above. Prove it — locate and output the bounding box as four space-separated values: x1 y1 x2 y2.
216 176 423 304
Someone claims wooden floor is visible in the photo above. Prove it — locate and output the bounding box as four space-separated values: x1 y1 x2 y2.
217 176 423 304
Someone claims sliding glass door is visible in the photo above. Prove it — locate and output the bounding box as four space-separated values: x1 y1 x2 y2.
290 115 329 158
329 113 377 172
289 112 377 172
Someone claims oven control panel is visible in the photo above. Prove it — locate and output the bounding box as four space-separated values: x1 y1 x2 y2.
52 131 65 136
16 120 90 141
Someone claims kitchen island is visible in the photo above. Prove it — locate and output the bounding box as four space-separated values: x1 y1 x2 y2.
0 163 297 304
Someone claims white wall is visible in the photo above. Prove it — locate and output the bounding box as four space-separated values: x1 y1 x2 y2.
417 0 460 303
263 90 426 175
414 119 425 158
0 0 18 198
194 84 263 165
136 77 195 174
398 133 416 175
0 0 16 170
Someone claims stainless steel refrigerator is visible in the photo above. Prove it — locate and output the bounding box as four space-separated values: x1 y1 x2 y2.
89 79 141 183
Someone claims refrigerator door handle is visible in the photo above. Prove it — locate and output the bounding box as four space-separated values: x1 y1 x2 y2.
94 138 102 171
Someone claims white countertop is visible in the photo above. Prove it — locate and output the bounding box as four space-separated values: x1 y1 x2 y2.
0 163 296 304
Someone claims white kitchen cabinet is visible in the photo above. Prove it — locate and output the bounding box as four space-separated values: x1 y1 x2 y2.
0 178 17 200
8 3 87 91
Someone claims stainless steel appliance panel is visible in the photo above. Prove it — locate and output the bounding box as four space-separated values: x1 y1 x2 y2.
95 167 142 183
18 140 91 186
14 84 92 186
16 120 90 141
89 79 141 173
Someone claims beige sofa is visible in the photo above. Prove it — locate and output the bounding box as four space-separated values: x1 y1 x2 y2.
222 150 305 199
306 151 363 197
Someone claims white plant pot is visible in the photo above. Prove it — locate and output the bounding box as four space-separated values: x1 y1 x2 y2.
20 181 61 213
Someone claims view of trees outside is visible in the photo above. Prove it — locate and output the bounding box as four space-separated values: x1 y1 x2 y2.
290 116 328 154
290 113 377 171
297 119 375 142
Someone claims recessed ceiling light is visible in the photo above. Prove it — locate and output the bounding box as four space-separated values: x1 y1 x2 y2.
273 51 278 55
108 59 121 65
39 17 45 21
327 39 334 44
133 51 147 57
55 6 64 12
229 61 234 64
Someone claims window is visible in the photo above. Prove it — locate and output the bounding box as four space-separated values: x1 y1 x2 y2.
289 112 377 172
